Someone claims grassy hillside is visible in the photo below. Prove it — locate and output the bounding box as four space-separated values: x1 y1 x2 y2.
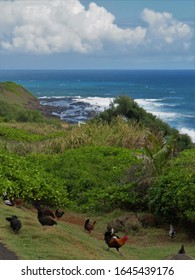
0 81 39 109
1 202 195 260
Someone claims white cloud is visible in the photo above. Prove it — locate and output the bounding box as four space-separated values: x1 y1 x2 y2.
0 0 193 55
141 8 192 51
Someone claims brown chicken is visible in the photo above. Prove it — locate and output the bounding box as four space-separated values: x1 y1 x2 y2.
104 228 128 255
84 218 96 233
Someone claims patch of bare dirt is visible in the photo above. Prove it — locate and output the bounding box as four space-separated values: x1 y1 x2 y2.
60 213 86 226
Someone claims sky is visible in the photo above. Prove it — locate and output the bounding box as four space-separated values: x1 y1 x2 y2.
0 0 194 70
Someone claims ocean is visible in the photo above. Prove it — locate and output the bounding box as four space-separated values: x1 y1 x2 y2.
0 70 195 142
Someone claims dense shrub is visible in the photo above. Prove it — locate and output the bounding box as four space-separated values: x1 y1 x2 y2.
148 149 195 224
0 150 68 207
27 146 145 211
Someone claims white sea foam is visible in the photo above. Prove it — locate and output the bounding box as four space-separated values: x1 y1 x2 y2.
135 98 179 120
149 111 179 121
135 98 165 110
179 128 195 143
39 96 70 99
73 96 114 111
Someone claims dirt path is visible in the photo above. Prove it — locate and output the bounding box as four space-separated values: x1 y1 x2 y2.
0 243 18 260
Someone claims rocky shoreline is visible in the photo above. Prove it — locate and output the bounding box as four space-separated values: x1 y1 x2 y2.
25 98 63 119
34 97 100 124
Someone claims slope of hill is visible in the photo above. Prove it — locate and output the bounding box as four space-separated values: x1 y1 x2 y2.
0 81 39 109
0 81 59 118
1 202 195 260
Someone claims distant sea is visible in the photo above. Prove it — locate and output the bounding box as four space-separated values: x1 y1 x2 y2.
0 70 195 142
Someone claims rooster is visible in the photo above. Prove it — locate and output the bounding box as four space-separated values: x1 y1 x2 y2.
84 218 96 234
104 228 128 255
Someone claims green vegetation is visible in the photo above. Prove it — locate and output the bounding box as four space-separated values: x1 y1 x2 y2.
0 99 44 122
0 81 36 105
96 96 194 152
0 81 195 259
0 149 68 207
149 149 195 225
28 146 143 211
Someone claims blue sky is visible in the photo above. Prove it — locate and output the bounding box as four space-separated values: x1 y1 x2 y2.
0 0 194 70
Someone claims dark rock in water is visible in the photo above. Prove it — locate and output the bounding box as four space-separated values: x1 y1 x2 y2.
39 96 101 124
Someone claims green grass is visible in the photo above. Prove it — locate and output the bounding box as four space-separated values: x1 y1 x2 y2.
0 81 35 105
0 202 195 260
0 122 67 142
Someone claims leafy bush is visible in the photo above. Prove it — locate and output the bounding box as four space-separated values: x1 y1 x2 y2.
0 150 68 207
27 146 144 211
148 149 195 224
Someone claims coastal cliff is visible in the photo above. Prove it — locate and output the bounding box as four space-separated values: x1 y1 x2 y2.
0 81 57 117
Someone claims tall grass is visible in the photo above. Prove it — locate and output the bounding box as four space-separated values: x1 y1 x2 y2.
1 117 155 155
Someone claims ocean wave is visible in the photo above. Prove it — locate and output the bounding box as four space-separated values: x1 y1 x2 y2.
149 111 179 121
135 98 165 109
39 95 80 99
73 96 114 110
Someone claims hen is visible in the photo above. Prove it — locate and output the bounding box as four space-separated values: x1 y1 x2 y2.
33 201 55 219
6 215 22 233
3 192 14 206
169 224 176 239
37 211 57 226
55 209 65 219
104 228 128 255
178 245 185 254
84 218 96 234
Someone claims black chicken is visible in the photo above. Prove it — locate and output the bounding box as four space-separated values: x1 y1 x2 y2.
55 209 64 219
178 245 185 254
37 211 57 226
33 201 55 219
6 215 22 233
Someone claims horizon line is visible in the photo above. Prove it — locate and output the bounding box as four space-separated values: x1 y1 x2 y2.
0 68 194 71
